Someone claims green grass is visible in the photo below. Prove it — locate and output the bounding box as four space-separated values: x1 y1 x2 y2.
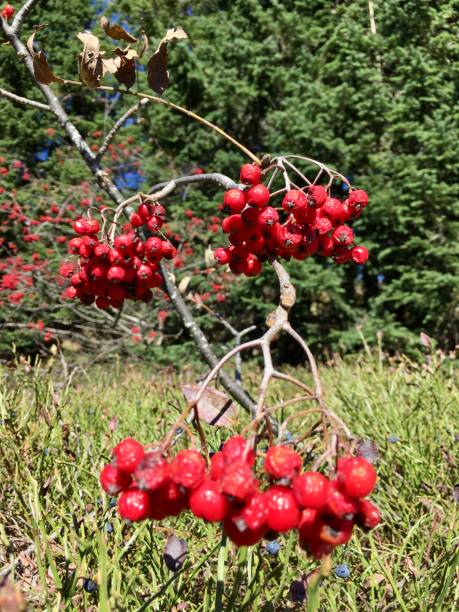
0 351 457 611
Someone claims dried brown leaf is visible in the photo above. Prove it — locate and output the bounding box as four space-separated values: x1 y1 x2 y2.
182 384 235 426
112 47 138 89
138 31 149 59
100 16 137 43
77 32 104 89
147 27 188 95
26 31 63 85
0 580 26 612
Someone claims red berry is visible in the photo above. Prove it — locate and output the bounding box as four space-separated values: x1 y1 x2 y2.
338 457 377 498
118 487 152 521
156 479 188 516
112 438 145 474
303 536 335 559
189 479 229 522
322 198 345 223
169 449 206 490
314 216 333 235
214 247 230 265
243 255 262 277
68 237 83 254
114 234 134 253
136 264 154 282
318 234 334 256
356 499 381 530
264 445 302 480
332 246 352 264
107 265 126 283
351 245 369 264
161 241 176 259
348 189 368 209
318 516 353 545
246 184 270 208
298 508 319 541
72 218 89 235
210 451 226 480
100 464 132 495
258 206 279 229
332 225 354 246
96 296 110 309
94 243 110 260
134 452 170 491
65 286 78 299
293 472 329 509
307 185 328 208
145 236 163 257
130 212 144 227
86 218 100 234
223 189 246 214
223 514 265 547
108 248 125 266
265 486 300 532
1 4 14 20
221 214 243 234
282 189 307 212
326 480 359 518
222 436 255 466
221 461 258 501
238 492 268 530
147 216 164 232
59 262 75 278
240 163 261 185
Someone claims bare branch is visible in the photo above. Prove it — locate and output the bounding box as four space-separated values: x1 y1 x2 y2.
96 99 148 162
10 0 40 35
0 87 50 111
149 172 242 193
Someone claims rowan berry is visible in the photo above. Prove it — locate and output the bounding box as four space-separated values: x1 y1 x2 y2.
332 225 354 246
59 262 75 278
134 452 170 491
338 457 377 498
107 265 126 283
322 198 345 223
214 247 230 265
356 499 381 530
118 487 152 521
348 189 368 209
189 479 229 522
282 189 307 212
298 508 319 541
326 480 358 519
243 255 262 277
238 492 268 530
223 189 246 214
222 435 255 466
265 485 300 532
100 464 132 495
1 4 14 20
258 206 279 229
246 184 270 208
293 472 329 509
112 437 145 474
240 163 261 185
221 461 258 500
318 516 353 545
307 185 328 208
210 450 226 479
169 449 206 489
264 445 302 480
351 245 369 264
223 514 266 547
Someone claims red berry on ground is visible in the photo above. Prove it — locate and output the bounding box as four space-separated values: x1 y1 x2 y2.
265 485 300 532
112 438 145 474
100 464 132 495
264 445 302 480
189 479 229 522
338 457 377 498
293 472 329 509
118 487 152 521
169 449 206 490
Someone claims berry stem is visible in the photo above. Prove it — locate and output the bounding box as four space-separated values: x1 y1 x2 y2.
61 80 262 165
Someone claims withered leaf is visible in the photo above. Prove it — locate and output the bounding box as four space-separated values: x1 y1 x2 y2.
182 384 236 426
112 47 138 89
26 31 63 85
100 16 138 43
163 534 188 572
355 438 379 464
138 31 149 59
77 32 105 88
0 580 26 612
147 27 188 95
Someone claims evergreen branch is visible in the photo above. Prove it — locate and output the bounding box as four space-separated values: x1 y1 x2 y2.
96 99 148 162
0 87 50 111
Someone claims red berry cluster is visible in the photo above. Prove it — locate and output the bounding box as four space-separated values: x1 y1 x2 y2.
100 436 380 557
213 163 369 276
60 202 176 309
1 3 14 20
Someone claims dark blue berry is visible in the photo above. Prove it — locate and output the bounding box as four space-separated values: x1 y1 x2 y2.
335 564 350 579
83 578 98 593
105 522 113 533
266 540 281 555
387 435 400 443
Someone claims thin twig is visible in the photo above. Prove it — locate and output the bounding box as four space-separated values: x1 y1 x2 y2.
0 87 51 111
